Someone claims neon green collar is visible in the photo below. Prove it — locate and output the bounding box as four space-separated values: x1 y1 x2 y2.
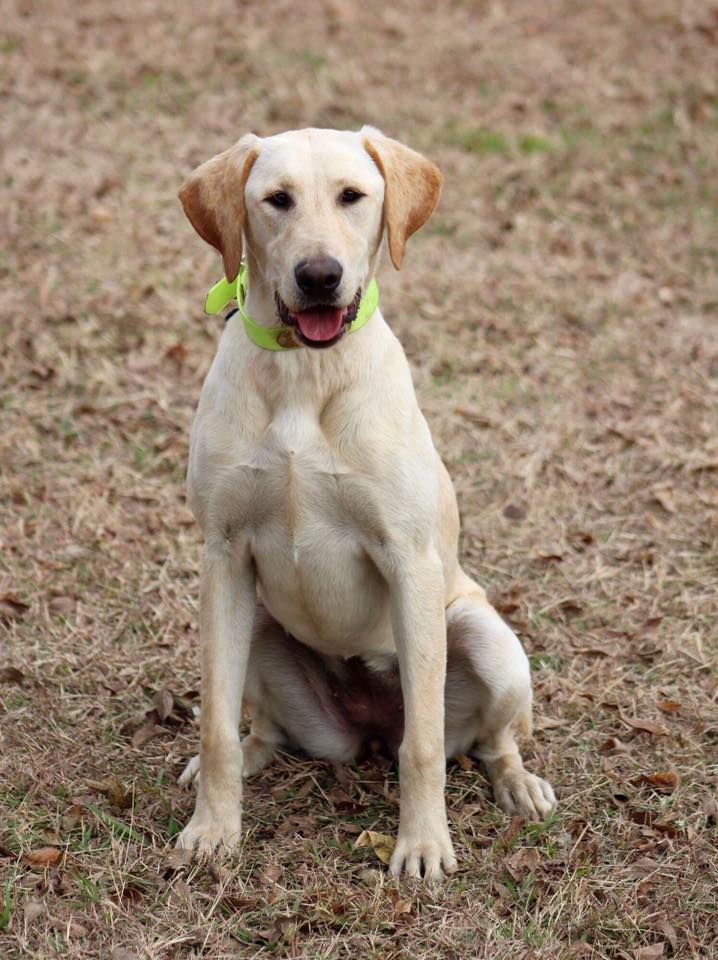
204 263 379 351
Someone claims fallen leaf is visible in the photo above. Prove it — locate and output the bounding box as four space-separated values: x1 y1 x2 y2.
162 847 193 876
61 804 88 830
622 716 669 737
85 777 131 809
262 863 282 883
497 815 524 849
627 857 662 878
24 900 46 924
574 645 616 657
48 916 88 938
635 944 664 960
338 820 363 834
393 897 413 917
655 919 678 953
701 795 717 826
48 596 75 617
657 699 681 714
454 754 474 771
355 830 396 865
650 490 675 513
153 688 174 722
131 722 162 749
599 736 631 754
504 846 541 879
0 593 29 623
0 666 24 684
165 342 187 366
534 715 569 730
633 772 679 794
111 949 140 960
24 847 62 869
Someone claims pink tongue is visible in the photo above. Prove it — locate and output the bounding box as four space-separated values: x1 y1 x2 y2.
293 308 346 341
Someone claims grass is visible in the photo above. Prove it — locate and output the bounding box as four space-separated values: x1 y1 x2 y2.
2 0 718 957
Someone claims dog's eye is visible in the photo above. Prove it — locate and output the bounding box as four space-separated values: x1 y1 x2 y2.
265 191 292 210
340 188 364 205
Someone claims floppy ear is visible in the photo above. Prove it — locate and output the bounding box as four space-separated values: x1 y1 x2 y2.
362 128 442 270
178 134 260 282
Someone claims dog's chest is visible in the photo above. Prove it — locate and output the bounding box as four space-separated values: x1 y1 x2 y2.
237 407 392 653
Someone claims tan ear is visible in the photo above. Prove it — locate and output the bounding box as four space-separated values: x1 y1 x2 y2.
363 130 442 269
178 134 260 282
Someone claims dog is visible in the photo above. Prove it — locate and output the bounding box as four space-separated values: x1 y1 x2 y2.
175 126 556 879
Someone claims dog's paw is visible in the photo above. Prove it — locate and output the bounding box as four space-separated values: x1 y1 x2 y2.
178 755 200 789
389 827 457 881
493 769 556 820
176 810 242 856
241 734 275 778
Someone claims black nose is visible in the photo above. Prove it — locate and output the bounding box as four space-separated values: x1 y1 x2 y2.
294 257 343 297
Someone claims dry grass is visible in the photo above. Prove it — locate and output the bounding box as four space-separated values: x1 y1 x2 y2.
2 1 718 957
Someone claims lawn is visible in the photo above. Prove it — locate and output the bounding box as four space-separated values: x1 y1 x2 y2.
1 1 717 957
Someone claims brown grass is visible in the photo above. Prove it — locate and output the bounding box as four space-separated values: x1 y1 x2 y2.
1 1 717 957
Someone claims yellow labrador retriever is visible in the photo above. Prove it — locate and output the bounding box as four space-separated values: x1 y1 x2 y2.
176 127 555 879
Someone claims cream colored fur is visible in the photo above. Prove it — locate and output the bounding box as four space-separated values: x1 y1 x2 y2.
176 127 555 880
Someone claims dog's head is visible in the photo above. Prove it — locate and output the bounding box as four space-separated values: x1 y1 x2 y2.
179 127 441 348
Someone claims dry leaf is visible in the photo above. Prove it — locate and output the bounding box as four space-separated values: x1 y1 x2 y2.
24 846 62 869
599 736 631 754
48 916 88 938
622 716 669 737
504 846 541 879
262 863 282 883
355 830 396 865
657 699 681 714
153 688 174 722
702 794 718 826
111 949 140 960
534 715 569 730
634 772 679 794
650 489 675 513
24 900 46 924
0 593 29 622
0 666 25 684
162 847 193 876
635 944 664 960
131 722 162 749
61 804 88 830
393 897 413 917
654 919 677 953
454 754 474 771
85 777 131 809
498 815 524 849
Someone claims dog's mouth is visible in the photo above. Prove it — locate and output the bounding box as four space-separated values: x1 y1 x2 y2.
274 289 361 349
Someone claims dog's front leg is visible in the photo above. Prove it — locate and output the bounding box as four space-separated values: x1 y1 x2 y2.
389 550 456 880
177 540 255 855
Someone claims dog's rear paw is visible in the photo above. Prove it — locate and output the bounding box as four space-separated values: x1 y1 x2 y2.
493 770 556 820
178 754 200 789
241 733 275 777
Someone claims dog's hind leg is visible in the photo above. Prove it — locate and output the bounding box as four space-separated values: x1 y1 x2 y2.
179 605 362 788
444 578 556 820
245 606 363 764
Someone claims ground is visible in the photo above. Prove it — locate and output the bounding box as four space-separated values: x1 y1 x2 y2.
1 1 717 957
